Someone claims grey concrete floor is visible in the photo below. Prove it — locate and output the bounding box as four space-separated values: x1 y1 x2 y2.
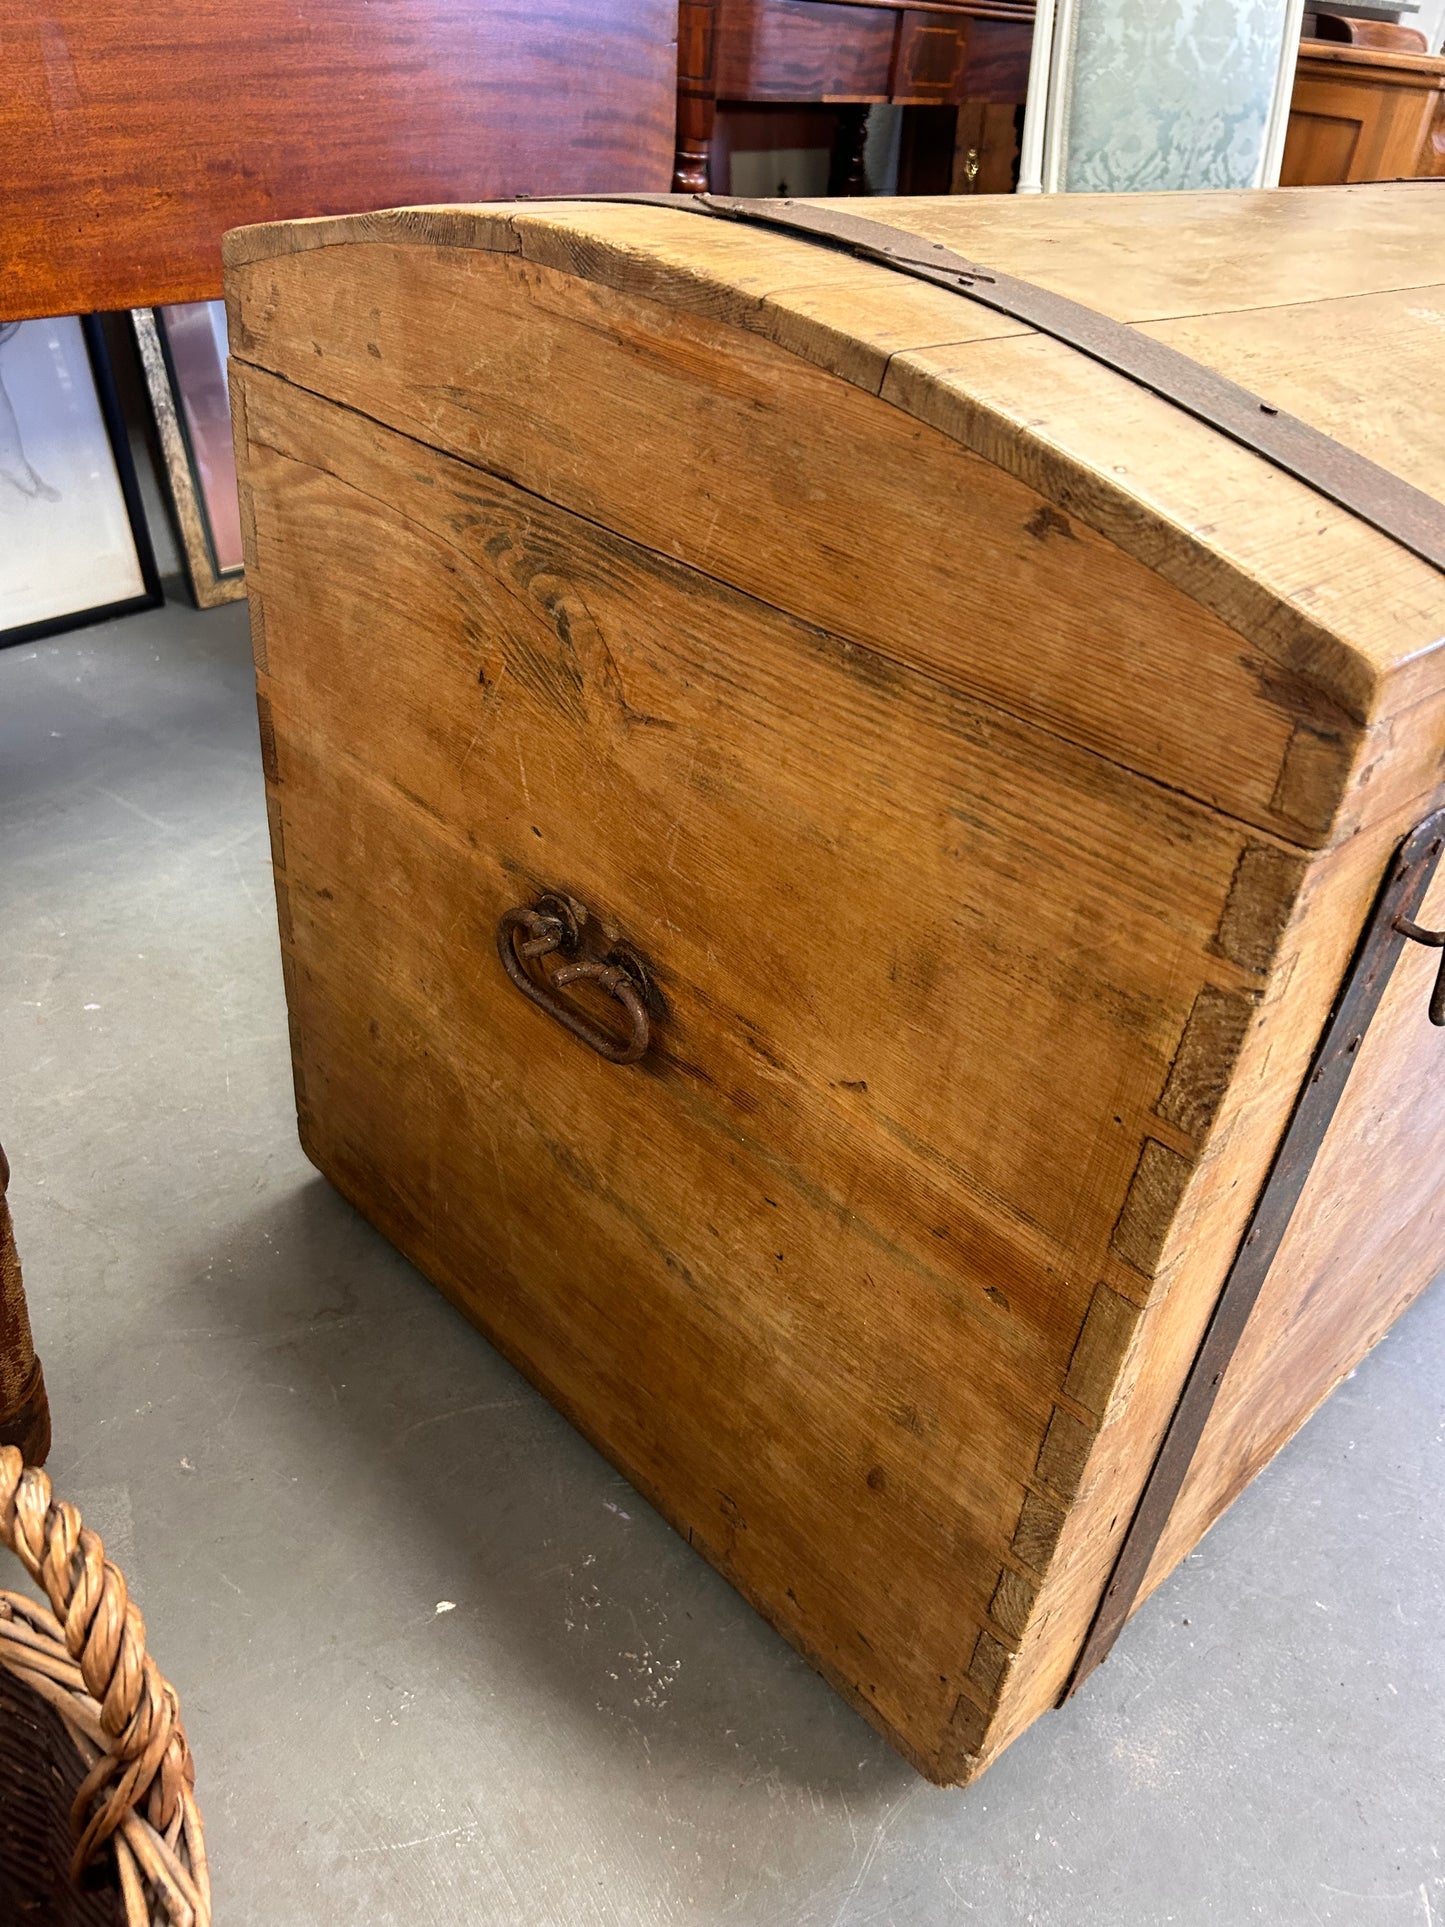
3 598 1444 1927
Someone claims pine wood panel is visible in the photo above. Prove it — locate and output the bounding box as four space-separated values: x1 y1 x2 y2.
1142 855 1445 1594
234 358 1294 1772
1132 289 1445 504
226 220 1380 849
238 365 1275 1291
883 331 1445 784
226 196 1445 835
0 0 675 318
855 197 1445 506
972 797 1440 1768
844 182 1445 320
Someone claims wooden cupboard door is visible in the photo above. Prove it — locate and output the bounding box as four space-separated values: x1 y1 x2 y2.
952 99 1021 192
1282 99 1369 182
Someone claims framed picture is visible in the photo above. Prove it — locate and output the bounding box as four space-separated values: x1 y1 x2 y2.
132 301 245 608
1020 0 1306 193
0 315 162 648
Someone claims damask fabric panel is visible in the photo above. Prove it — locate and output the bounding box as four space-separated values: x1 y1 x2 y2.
1058 0 1290 191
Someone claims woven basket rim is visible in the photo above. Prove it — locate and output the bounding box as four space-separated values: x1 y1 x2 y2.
0 1446 211 1927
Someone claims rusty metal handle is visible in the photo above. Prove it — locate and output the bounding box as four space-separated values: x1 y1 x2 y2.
1394 917 1445 1026
497 903 653 1064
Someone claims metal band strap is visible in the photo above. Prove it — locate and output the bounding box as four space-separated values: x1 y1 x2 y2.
1065 805 1445 1693
561 192 1445 576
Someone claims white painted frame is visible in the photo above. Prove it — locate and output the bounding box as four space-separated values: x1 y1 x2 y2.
1018 0 1309 195
1015 0 1059 192
1257 0 1308 187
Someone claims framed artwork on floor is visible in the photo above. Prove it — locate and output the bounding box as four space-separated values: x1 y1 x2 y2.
0 315 162 648
133 301 245 609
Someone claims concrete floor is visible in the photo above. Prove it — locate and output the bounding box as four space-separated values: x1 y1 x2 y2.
3 598 1444 1927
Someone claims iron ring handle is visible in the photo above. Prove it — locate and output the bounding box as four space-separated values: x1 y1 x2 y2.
1394 916 1445 1027
496 908 652 1064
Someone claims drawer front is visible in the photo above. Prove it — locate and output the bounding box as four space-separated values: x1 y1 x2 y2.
893 11 970 103
240 363 1258 1772
715 0 896 100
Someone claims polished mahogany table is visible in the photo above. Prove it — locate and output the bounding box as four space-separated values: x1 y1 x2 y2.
676 0 1036 193
2 0 678 320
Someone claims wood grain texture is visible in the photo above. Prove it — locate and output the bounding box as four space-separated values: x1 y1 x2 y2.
848 181 1445 317
675 0 720 190
1283 40 1445 185
0 0 675 318
227 185 1445 1781
712 0 1031 107
224 218 1376 851
978 794 1443 1767
1132 289 1445 506
715 0 899 100
225 192 1445 803
895 12 973 100
0 1170 49 1467
946 18 1035 102
234 357 1291 1772
1142 853 1445 1594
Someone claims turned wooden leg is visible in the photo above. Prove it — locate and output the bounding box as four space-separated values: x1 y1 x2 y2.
0 1145 50 1465
673 0 718 192
828 104 871 195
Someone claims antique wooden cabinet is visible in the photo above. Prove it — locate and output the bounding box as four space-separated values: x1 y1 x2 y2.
675 0 1036 194
1283 38 1445 184
226 184 1445 1784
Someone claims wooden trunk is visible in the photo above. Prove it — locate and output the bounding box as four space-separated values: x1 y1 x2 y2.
225 184 1445 1785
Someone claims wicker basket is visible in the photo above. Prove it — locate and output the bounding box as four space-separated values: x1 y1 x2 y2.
0 1142 50 1466
0 1446 211 1926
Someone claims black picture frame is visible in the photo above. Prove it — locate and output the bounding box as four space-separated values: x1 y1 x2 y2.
0 313 162 650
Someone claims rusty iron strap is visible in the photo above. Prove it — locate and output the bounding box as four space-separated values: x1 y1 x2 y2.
1062 806 1445 1697
553 191 1445 575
